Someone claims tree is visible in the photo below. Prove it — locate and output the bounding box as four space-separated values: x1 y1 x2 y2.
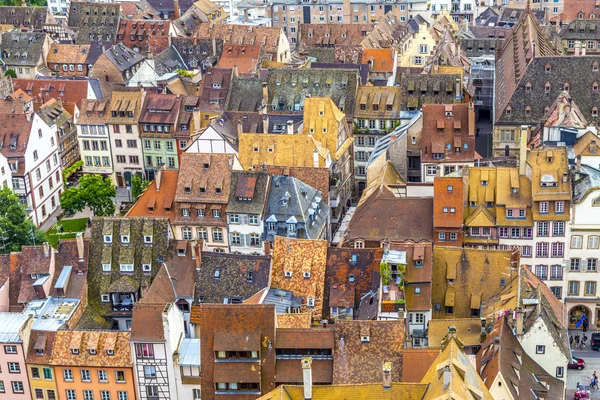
4 69 17 79
131 175 149 201
0 187 45 253
60 175 116 217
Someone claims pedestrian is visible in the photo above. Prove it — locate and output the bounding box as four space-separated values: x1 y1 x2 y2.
476 127 480 137
571 336 575 348
594 372 598 390
576 334 581 345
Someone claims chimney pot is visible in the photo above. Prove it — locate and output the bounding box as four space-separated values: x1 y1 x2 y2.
382 362 392 389
302 357 313 400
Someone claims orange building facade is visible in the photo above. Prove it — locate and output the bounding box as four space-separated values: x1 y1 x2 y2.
50 330 135 400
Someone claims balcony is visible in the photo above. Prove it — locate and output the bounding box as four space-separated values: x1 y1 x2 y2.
329 177 343 209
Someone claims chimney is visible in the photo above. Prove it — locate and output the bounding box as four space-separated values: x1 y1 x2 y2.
43 242 50 258
286 120 294 135
195 243 202 270
342 0 351 23
519 125 528 175
173 0 181 19
57 97 62 109
468 102 475 137
212 37 217 56
233 64 239 78
576 155 582 170
435 165 442 178
156 168 163 191
382 362 392 389
302 357 313 400
243 8 249 21
313 150 319 168
575 41 581 56
516 307 525 336
26 112 31 122
76 233 84 261
237 120 243 136
262 83 269 114
262 114 269 130
264 240 271 257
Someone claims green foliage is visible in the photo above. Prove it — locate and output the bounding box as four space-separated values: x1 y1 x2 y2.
0 187 45 253
62 160 83 182
131 175 149 201
46 218 87 248
394 299 405 305
28 0 48 6
380 261 390 286
60 175 116 217
4 69 17 79
176 69 194 78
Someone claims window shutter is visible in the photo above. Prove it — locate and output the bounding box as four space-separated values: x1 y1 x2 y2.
243 234 250 247
241 215 249 225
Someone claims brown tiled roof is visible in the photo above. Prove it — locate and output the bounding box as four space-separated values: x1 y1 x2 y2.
527 147 571 204
26 330 56 365
297 24 373 54
117 19 171 54
405 283 431 311
0 6 51 30
49 239 90 299
275 359 333 384
477 316 564 400
0 112 32 159
275 329 334 349
194 24 284 58
199 67 233 112
216 44 262 75
139 93 182 125
175 152 234 202
131 303 166 341
324 248 383 318
14 79 92 109
258 383 429 399
401 349 439 383
47 44 90 64
127 170 178 223
8 253 23 311
276 313 312 329
346 197 434 243
67 2 120 44
434 176 465 229
329 283 354 308
421 103 475 163
560 0 600 25
271 237 328 319
333 320 404 384
354 85 401 118
51 330 132 367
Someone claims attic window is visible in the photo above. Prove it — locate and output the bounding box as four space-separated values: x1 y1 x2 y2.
360 335 370 343
72 349 79 355
89 349 97 355
593 107 599 117
214 268 221 280
545 82 551 93
505 106 512 115
415 259 423 267
284 270 292 279
525 106 531 115
104 235 112 244
102 263 111 272
303 271 311 279
594 82 599 93
184 186 191 194
144 235 153 244
143 264 151 273
525 82 531 92
307 298 315 307
545 63 552 73
564 82 570 91
349 274 355 283
101 294 109 302
121 235 130 244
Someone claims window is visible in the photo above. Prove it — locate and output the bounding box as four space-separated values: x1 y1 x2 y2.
534 265 548 280
539 201 548 214
197 228 208 241
550 265 563 280
115 371 125 383
63 369 73 381
550 286 562 299
522 246 532 257
586 281 597 296
536 242 548 257
555 201 564 213
537 222 549 236
120 264 133 272
213 209 221 219
66 389 76 400
100 391 110 400
588 258 598 272
427 166 437 176
31 367 40 378
572 235 583 248
571 258 581 271
551 242 564 257
12 381 23 393
182 228 192 241
43 368 52 379
81 369 91 382
135 343 154 358
118 392 128 400
98 370 108 382
35 388 44 399
552 222 564 236
146 386 159 398
84 390 93 400
569 281 580 295
499 227 508 238
4 346 16 354
8 362 19 373
438 232 446 241
536 345 545 354
144 365 156 378
588 235 599 249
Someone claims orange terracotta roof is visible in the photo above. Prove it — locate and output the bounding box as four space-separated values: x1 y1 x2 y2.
216 44 262 76
50 330 132 367
361 48 394 73
402 349 440 382
126 170 178 223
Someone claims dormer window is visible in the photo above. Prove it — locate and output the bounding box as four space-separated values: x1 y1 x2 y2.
545 63 552 73
144 235 153 244
303 271 311 279
121 235 130 244
102 263 111 272
143 264 151 273
360 335 370 343
525 82 531 92
214 269 220 280
481 180 488 186
525 106 531 115
101 294 110 302
415 259 423 267
89 349 97 355
505 106 512 115
307 298 315 307
594 61 599 72
284 270 292 279
72 349 79 355
104 235 112 244
564 82 570 91
120 264 134 272
349 274 355 283
593 107 599 117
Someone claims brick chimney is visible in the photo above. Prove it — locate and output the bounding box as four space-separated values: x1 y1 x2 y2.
286 120 294 135
156 168 163 191
262 82 269 113
43 242 50 258
237 120 243 136
519 125 528 175
516 307 525 336
173 0 181 19
302 357 313 400
264 240 271 257
382 362 392 389
76 233 85 262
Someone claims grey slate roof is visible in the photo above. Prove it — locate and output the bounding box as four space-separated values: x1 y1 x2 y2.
0 6 50 30
495 56 600 126
573 164 600 203
67 2 120 44
154 45 187 76
0 32 47 67
266 68 359 116
475 7 500 26
367 112 422 167
262 288 301 313
226 170 269 215
559 19 600 41
227 76 263 112
195 252 271 303
103 43 146 72
400 73 461 110
498 7 545 26
264 175 329 240
172 37 222 71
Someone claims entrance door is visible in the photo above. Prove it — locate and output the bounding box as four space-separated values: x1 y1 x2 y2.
116 173 124 187
124 171 132 187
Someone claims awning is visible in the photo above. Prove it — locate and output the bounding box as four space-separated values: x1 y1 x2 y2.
445 287 455 307
471 293 481 309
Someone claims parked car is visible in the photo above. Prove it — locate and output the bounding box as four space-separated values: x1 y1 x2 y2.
591 332 600 351
568 358 586 370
